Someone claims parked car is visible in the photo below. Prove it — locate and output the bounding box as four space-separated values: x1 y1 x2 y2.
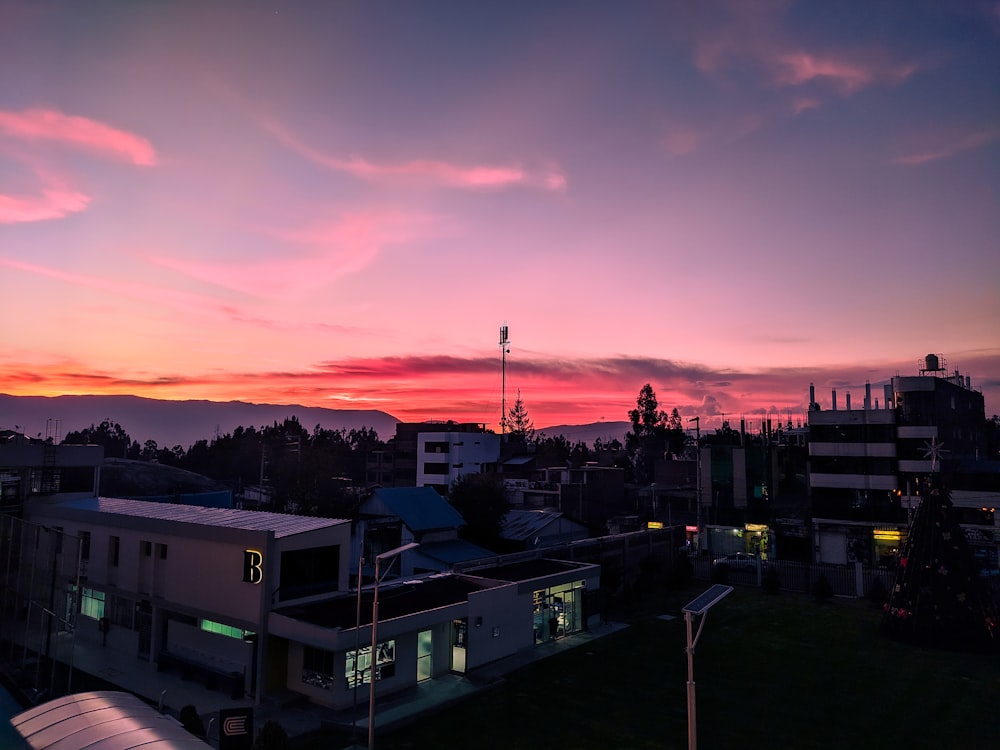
712 552 766 570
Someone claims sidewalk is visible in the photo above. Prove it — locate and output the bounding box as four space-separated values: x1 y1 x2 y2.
2 618 629 744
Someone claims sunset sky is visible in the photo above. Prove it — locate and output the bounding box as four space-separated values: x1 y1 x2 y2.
2 1 998 433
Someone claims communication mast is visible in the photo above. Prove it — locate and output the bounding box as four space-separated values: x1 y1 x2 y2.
499 323 510 433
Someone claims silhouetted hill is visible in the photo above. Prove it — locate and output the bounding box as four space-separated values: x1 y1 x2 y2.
536 421 629 446
0 394 400 451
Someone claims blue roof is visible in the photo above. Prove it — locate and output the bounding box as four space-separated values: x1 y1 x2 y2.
370 487 466 531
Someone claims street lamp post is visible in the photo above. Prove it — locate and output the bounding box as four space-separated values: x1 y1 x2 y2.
368 542 419 750
682 584 732 750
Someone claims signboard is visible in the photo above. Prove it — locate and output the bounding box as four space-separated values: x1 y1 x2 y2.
243 549 263 584
218 706 253 750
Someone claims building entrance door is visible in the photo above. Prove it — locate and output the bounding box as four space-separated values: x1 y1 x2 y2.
417 629 432 682
450 619 467 673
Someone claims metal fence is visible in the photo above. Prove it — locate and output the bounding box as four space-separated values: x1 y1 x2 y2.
692 555 898 599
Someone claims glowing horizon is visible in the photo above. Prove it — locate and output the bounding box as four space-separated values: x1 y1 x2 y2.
2 2 998 433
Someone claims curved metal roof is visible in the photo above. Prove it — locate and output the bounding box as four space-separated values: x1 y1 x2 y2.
10 691 211 749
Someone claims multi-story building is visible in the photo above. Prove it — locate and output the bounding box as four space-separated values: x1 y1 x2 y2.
806 355 998 568
372 422 500 492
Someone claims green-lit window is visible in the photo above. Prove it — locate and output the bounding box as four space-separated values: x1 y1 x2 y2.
80 588 105 620
199 619 247 640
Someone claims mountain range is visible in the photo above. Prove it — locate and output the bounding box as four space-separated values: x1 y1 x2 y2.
0 394 629 450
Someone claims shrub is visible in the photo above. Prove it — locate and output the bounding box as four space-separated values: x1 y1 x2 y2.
178 705 204 738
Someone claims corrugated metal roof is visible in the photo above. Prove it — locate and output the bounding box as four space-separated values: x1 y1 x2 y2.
500 509 564 541
11 690 210 749
54 497 348 538
370 487 465 532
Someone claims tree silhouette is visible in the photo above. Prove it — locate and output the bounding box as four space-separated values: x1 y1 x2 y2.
506 390 535 444
881 479 999 652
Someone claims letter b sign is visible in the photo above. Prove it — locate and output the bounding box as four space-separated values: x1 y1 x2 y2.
242 549 263 584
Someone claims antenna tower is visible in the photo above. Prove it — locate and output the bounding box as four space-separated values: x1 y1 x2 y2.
499 323 510 433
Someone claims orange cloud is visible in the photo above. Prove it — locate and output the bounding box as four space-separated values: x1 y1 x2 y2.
262 118 565 191
0 108 157 165
12 350 996 437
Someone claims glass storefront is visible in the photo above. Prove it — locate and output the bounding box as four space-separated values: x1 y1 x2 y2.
533 580 585 643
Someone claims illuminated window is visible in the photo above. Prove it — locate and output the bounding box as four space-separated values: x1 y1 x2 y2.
345 640 396 688
199 619 247 640
80 588 105 620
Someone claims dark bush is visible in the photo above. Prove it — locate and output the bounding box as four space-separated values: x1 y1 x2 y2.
178 705 204 738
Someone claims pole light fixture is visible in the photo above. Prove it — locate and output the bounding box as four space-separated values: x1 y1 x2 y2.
368 542 419 750
681 584 732 750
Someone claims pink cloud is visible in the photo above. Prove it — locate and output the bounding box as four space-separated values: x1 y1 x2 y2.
0 108 156 165
773 52 916 94
679 4 917 98
893 129 1000 165
150 209 452 297
0 187 89 223
791 97 821 115
262 118 565 191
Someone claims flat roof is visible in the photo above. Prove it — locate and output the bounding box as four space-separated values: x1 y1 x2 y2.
274 575 488 629
52 497 348 538
459 558 591 582
11 690 210 749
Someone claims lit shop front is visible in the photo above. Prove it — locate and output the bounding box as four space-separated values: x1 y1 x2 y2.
532 579 586 642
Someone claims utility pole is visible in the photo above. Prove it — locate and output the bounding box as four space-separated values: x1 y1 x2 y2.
499 324 510 434
689 417 701 553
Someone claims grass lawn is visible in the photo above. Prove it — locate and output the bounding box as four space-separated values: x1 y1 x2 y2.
362 584 1000 750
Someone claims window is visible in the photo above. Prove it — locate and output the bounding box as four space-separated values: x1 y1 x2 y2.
142 541 152 557
346 640 396 688
80 531 91 561
199 619 249 640
80 588 105 620
109 536 120 567
302 646 336 690
158 543 168 560
423 462 449 475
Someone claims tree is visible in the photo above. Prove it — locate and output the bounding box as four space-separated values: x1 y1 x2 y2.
881 478 999 651
506 390 535 444
625 384 669 483
63 419 133 459
449 473 509 547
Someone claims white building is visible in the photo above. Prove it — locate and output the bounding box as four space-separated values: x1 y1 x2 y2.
11 496 600 713
416 429 500 492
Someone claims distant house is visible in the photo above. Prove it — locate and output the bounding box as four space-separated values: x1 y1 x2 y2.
354 487 494 577
500 509 590 551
